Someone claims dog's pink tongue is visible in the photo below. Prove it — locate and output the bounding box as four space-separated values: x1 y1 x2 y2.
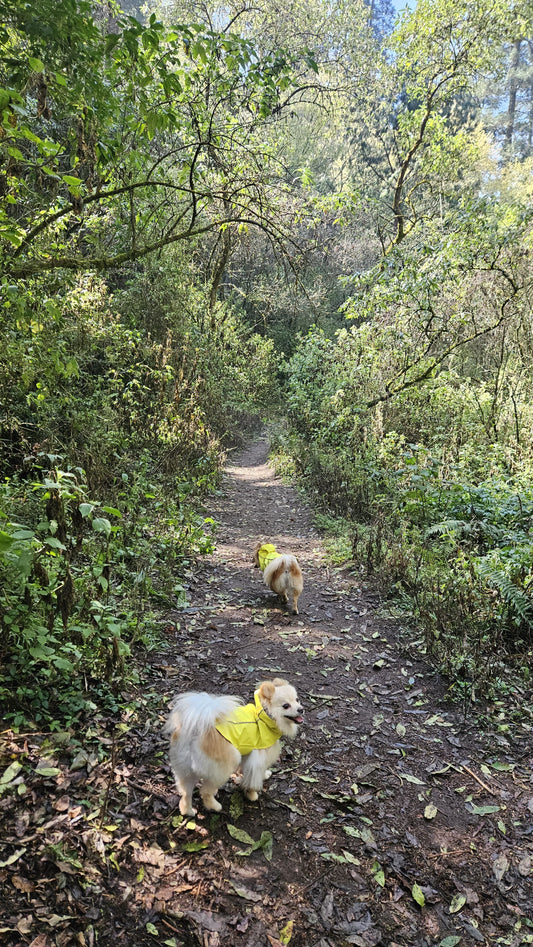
295 715 304 723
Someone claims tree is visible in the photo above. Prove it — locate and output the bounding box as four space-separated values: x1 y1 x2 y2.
0 0 318 282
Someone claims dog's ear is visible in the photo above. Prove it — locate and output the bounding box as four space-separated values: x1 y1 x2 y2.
258 680 276 702
271 677 288 688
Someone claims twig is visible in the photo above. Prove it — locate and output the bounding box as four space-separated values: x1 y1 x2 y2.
124 775 177 804
450 763 498 797
162 858 190 877
462 764 498 796
298 866 334 892
429 849 470 859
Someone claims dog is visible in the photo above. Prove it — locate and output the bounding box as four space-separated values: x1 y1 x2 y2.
165 678 303 816
253 542 303 614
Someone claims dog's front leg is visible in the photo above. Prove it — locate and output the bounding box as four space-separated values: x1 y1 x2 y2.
241 745 281 800
200 781 223 812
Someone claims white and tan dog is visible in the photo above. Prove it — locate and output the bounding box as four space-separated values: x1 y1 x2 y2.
253 542 303 614
165 678 303 816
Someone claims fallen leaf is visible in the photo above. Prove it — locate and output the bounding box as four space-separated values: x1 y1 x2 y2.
492 854 509 881
12 875 34 893
424 804 438 820
279 919 294 944
229 882 262 902
0 847 27 868
412 883 425 907
467 803 501 816
0 761 22 785
449 893 466 914
401 774 425 786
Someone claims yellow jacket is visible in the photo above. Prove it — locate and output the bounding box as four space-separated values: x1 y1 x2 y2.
216 690 282 755
257 543 279 572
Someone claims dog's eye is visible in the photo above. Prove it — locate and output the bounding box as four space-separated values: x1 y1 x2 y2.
282 703 291 709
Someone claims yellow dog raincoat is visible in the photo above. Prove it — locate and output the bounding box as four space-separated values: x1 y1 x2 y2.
216 689 282 754
257 543 279 572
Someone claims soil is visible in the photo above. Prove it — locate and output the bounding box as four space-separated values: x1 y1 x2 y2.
1 436 532 947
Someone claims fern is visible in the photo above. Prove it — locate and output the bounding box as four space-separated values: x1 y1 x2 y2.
475 559 533 627
425 519 471 540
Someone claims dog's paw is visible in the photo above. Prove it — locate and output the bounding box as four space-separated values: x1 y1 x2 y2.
179 800 197 817
264 769 272 780
202 795 222 812
244 789 259 801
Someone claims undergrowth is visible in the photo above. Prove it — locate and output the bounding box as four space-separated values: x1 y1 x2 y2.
0 261 277 729
0 452 216 727
271 422 533 707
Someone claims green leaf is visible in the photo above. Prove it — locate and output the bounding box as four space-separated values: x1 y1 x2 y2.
257 830 273 861
63 175 82 187
424 803 438 819
449 893 466 913
28 57 45 72
11 529 35 540
92 517 111 537
102 506 122 518
343 826 361 838
412 883 425 907
0 530 15 553
229 793 245 820
45 536 67 550
279 919 294 945
439 937 462 946
466 803 501 815
227 824 255 845
0 761 22 785
341 850 360 865
228 824 273 860
36 766 61 777
181 840 209 852
402 774 425 786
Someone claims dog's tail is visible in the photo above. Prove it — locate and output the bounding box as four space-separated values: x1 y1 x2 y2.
164 692 242 739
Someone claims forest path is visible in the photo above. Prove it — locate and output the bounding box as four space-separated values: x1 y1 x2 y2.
3 438 531 947
155 436 532 947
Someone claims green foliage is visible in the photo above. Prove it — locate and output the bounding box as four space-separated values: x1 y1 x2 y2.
283 288 533 695
0 244 278 726
0 452 215 725
0 0 318 279
2 0 533 726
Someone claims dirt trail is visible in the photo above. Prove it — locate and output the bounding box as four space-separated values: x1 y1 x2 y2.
157 437 533 947
1 437 531 947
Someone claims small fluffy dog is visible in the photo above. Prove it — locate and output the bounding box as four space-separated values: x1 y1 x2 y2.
165 678 303 816
253 542 303 614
